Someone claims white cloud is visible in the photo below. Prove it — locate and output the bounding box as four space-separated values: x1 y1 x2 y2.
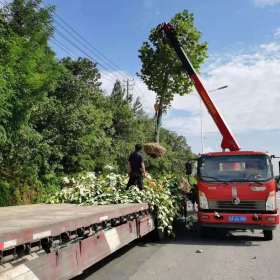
254 0 280 6
260 42 280 52
274 28 280 39
101 35 280 154
164 40 280 141
100 71 156 114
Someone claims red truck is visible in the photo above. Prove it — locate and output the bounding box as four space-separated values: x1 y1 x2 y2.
161 23 279 240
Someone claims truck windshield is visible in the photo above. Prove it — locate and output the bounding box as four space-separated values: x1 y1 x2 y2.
198 155 273 182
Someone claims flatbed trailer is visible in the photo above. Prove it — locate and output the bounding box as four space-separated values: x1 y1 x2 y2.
0 203 155 280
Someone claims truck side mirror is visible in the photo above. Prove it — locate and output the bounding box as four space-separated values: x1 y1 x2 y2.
185 161 193 176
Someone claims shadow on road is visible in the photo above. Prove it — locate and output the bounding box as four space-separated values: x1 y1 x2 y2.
165 220 262 247
73 238 162 280
73 220 263 279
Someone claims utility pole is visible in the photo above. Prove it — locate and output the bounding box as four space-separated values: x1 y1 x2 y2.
123 78 134 102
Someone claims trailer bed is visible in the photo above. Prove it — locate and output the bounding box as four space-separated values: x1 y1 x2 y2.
0 203 154 279
0 203 148 250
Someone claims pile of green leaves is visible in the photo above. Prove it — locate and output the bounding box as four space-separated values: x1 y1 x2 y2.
47 171 184 234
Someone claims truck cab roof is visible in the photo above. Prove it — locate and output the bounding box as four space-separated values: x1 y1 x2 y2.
201 151 271 157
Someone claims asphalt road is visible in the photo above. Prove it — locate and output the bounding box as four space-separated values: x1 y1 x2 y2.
76 203 280 280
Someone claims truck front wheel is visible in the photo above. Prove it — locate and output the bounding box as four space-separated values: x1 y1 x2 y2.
263 230 273 241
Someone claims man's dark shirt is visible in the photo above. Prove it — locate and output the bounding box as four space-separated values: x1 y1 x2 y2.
128 151 143 174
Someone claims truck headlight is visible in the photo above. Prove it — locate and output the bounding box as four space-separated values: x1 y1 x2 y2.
266 191 276 211
199 191 209 209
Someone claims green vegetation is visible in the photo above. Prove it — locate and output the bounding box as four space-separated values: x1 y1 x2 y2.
0 1 200 206
47 172 184 234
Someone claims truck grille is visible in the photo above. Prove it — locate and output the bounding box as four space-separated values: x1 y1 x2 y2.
208 200 266 211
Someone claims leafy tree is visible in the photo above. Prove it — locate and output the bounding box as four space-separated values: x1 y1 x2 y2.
109 80 135 172
138 10 208 142
111 80 125 102
61 57 101 89
133 96 144 116
32 57 113 174
8 0 54 42
0 0 60 204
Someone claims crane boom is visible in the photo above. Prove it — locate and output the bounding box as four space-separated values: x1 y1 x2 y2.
161 23 240 152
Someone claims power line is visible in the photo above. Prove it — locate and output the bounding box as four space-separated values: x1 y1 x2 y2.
1 0 116 82
51 12 148 99
54 25 119 79
44 3 148 97
52 40 120 84
42 2 129 80
0 0 7 7
50 37 76 57
54 28 118 81
53 14 125 75
25 1 121 85
42 1 150 100
122 78 135 102
50 35 120 83
1 0 150 101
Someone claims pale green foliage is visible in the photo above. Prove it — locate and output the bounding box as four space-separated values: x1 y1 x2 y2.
47 172 184 234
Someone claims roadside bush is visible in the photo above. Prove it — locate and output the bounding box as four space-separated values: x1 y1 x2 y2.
0 179 13 206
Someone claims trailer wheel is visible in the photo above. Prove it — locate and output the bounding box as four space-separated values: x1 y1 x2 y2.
263 230 273 241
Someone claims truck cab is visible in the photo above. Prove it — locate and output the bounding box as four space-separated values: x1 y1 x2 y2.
160 22 279 240
195 151 279 240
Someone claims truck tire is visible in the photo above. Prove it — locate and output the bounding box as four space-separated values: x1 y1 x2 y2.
263 230 273 241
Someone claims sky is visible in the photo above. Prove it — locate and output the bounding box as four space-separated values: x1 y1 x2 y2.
25 0 280 167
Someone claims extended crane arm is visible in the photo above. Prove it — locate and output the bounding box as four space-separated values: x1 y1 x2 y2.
161 23 240 152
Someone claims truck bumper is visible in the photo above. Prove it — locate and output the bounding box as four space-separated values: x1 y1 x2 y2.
198 212 279 230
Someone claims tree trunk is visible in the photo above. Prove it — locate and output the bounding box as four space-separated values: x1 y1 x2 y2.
154 101 163 143
155 115 160 143
154 79 168 143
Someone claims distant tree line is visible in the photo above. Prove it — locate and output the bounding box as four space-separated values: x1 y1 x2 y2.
0 0 194 206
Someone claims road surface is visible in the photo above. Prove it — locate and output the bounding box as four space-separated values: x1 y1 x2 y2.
75 202 280 280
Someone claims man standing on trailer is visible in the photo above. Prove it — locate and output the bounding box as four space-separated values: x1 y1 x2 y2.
127 144 146 190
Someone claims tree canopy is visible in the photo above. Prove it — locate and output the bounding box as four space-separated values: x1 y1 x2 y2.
138 10 208 142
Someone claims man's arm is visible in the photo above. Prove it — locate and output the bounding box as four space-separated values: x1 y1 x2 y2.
141 161 146 176
128 161 132 175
